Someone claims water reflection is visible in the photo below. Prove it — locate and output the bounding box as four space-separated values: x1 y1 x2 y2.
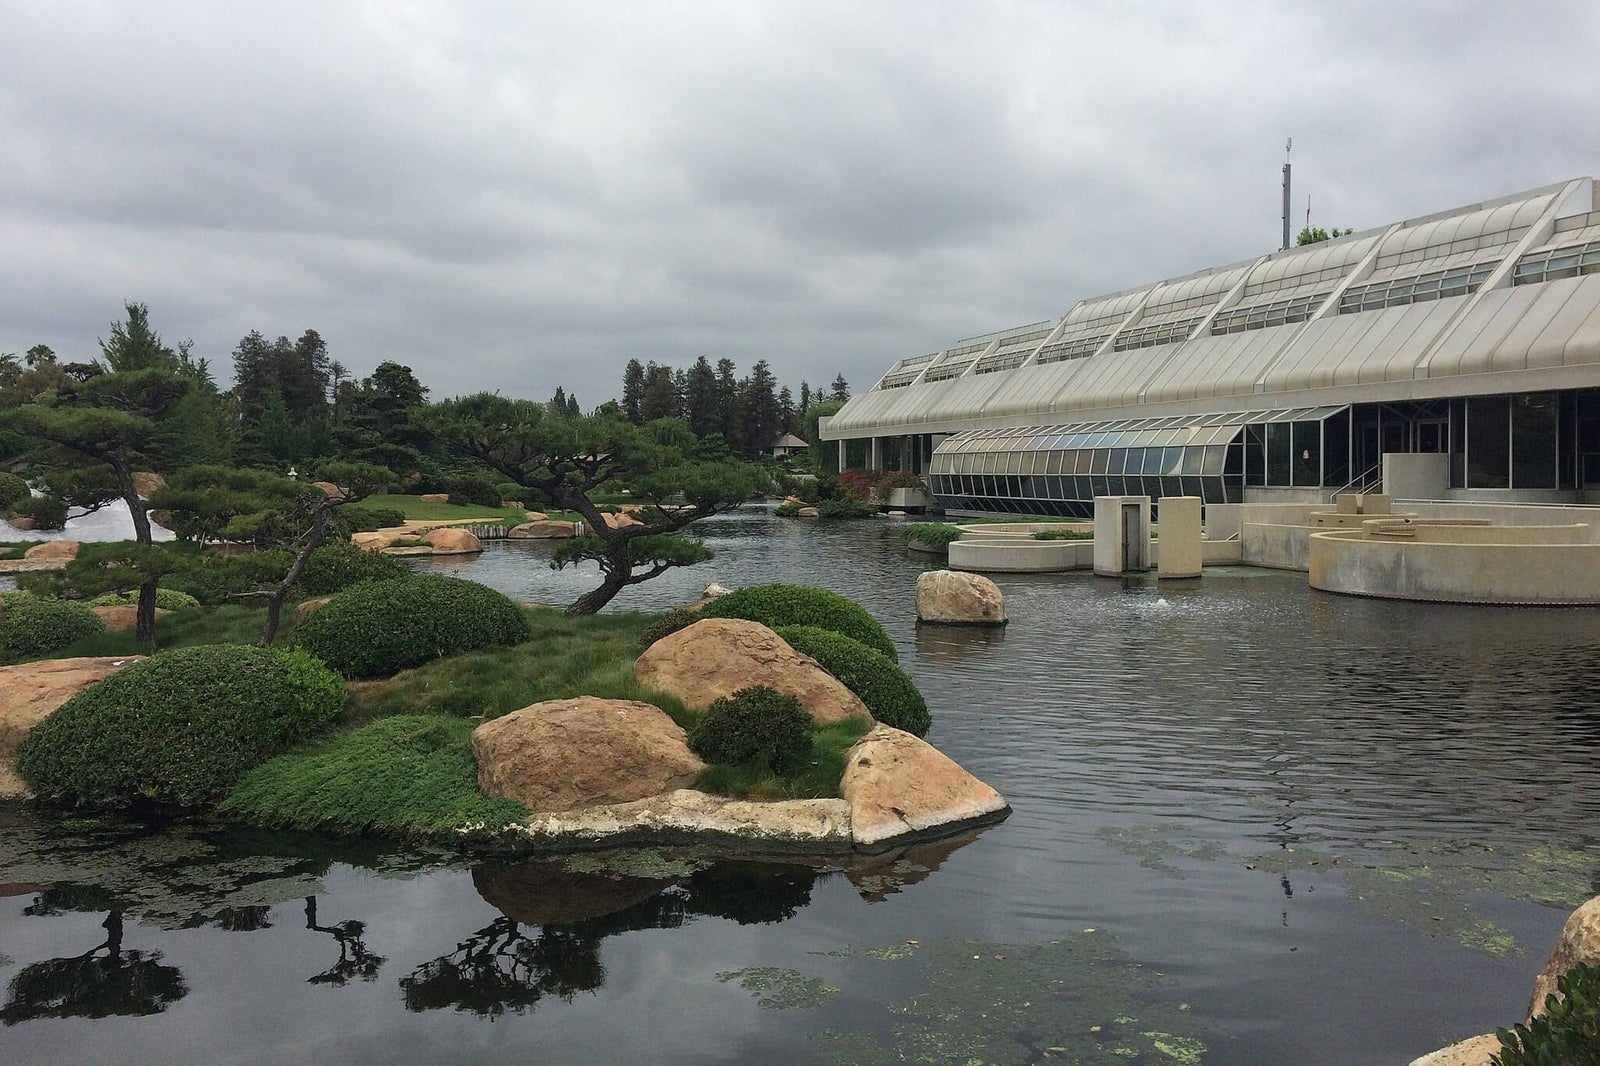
1 910 187 1025
304 897 384 986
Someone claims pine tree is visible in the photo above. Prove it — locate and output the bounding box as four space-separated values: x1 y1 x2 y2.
552 386 568 416
714 358 744 451
640 363 682 421
621 359 645 424
829 374 850 402
798 380 811 414
100 302 177 372
777 385 795 435
742 359 780 455
684 356 718 438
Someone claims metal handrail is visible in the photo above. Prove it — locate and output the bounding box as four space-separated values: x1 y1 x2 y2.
1326 462 1383 502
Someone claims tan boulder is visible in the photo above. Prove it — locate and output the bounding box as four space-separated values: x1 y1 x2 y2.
7 516 37 531
23 540 79 563
1529 894 1600 1017
351 531 397 551
839 724 1009 846
1406 1033 1499 1066
508 520 576 539
419 492 450 503
472 697 706 813
599 511 640 530
0 656 143 797
634 618 868 726
519 789 852 849
523 510 548 522
92 605 172 632
782 496 807 508
795 507 820 518
473 863 671 925
313 480 345 499
421 527 482 555
915 569 1007 626
293 597 332 624
500 499 523 508
131 471 165 498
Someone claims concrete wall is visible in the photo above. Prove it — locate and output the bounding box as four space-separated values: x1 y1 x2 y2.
1093 496 1151 575
1241 522 1317 570
1359 519 1589 545
949 538 1092 573
1158 496 1202 578
1383 453 1449 500
1309 528 1600 604
1398 500 1600 540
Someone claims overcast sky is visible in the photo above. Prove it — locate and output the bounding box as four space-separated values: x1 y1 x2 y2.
2 1 1597 406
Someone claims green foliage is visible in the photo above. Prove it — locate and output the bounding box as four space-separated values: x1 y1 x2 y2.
361 493 525 522
295 575 531 678
162 548 292 606
702 583 897 660
88 588 201 611
1296 225 1355 246
295 540 411 595
817 497 878 519
221 715 530 840
689 685 814 773
638 607 702 648
0 593 107 659
48 542 181 601
443 473 503 509
343 609 685 725
0 471 28 510
775 625 930 736
16 645 344 806
333 505 407 534
12 494 68 529
905 522 962 548
695 716 871 800
1033 527 1093 540
1493 962 1600 1066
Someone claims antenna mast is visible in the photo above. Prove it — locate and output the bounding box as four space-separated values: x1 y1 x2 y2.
1281 138 1293 250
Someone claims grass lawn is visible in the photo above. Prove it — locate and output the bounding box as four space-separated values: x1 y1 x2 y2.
22 603 286 661
363 494 530 524
0 542 29 561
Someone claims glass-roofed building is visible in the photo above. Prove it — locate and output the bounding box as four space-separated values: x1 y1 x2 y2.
820 178 1600 517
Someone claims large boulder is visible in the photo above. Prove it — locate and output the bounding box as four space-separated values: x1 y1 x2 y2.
508 520 576 539
634 618 868 726
92 605 172 632
523 510 549 522
520 789 852 849
351 531 398 551
419 492 450 503
421 527 482 555
915 569 1007 626
7 516 37 531
292 597 332 624
1529 894 1600 1017
131 471 165 498
313 480 345 499
598 511 640 530
23 540 79 563
839 724 1009 846
1406 1035 1499 1066
472 697 706 813
0 656 143 797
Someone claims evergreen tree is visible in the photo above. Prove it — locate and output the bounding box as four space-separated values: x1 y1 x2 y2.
567 392 580 418
713 359 744 452
99 303 177 373
621 359 645 424
741 359 780 455
552 386 568 415
829 374 851 402
640 363 682 422
798 380 811 414
683 356 718 438
777 385 795 435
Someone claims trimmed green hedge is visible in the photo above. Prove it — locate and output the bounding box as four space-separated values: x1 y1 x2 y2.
17 645 344 806
296 574 531 678
776 625 930 736
88 588 202 611
701 583 897 660
0 472 28 511
904 522 962 548
0 593 106 659
334 506 408 535
295 540 411 596
638 606 701 648
689 685 814 773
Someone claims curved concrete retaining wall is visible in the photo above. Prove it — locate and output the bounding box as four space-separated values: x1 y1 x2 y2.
949 538 1092 572
1309 526 1600 604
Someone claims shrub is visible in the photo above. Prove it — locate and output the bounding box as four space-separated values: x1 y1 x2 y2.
702 583 897 660
818 497 878 519
88 588 202 611
905 522 962 548
296 575 531 678
334 505 407 535
495 482 523 503
12 494 68 530
0 592 106 659
1033 527 1092 541
443 474 502 509
638 606 701 648
1493 962 1600 1066
688 686 814 773
16 645 344 806
296 540 410 596
775 500 804 517
0 472 29 511
775 625 929 736
164 548 292 606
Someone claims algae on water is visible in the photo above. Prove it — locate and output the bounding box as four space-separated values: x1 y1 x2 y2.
716 967 838 1010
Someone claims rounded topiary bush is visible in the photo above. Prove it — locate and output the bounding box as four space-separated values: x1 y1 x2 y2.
688 685 814 773
88 588 202 611
776 625 930 736
0 593 106 658
16 645 344 806
295 539 411 596
700 583 897 660
0 471 29 512
296 574 530 678
638 606 701 648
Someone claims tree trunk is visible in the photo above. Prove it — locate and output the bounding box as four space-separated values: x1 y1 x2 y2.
136 578 159 648
565 570 628 616
258 506 331 646
112 454 159 644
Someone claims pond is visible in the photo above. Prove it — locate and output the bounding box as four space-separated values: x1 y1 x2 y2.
3 507 1598 1064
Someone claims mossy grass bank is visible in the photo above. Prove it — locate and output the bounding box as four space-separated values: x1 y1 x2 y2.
362 493 531 524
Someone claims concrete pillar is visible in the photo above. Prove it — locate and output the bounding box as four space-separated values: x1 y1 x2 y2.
837 439 845 472
1093 496 1152 576
1157 496 1202 579
869 437 882 470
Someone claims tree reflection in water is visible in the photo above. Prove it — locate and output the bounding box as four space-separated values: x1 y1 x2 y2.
304 896 385 986
0 908 187 1025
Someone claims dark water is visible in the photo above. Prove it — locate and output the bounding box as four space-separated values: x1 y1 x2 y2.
4 508 1600 1064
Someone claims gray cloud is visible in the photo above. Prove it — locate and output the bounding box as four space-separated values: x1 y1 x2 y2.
2 1 1597 404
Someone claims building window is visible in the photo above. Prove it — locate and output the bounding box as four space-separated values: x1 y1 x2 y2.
1467 396 1510 489
1510 393 1558 489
